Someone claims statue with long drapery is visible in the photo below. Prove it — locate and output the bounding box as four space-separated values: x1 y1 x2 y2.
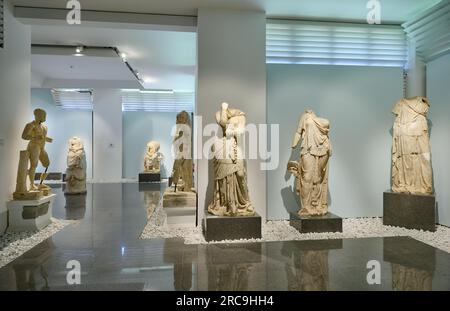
207 102 255 217
391 97 433 195
288 110 332 217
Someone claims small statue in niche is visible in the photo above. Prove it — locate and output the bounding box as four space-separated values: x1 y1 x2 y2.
207 102 255 217
288 110 331 217
65 137 87 195
144 140 163 173
13 108 53 200
391 97 433 195
171 111 194 192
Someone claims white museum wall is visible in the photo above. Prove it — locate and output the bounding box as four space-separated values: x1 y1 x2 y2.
197 8 267 221
92 89 123 182
267 64 404 220
427 53 450 227
122 111 178 179
31 89 93 179
0 1 31 232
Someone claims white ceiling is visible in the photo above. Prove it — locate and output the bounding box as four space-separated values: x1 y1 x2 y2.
26 0 441 90
14 0 441 23
31 26 197 90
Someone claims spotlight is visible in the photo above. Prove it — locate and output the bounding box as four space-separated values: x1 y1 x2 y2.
120 52 127 62
74 45 84 56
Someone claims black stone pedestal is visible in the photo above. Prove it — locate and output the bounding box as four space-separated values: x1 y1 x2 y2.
203 213 262 242
138 173 161 183
383 191 436 232
290 212 343 233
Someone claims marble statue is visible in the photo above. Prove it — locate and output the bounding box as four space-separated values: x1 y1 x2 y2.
163 111 195 209
65 137 87 195
288 110 331 217
13 108 53 200
171 111 193 192
391 97 433 195
207 102 255 217
144 140 163 173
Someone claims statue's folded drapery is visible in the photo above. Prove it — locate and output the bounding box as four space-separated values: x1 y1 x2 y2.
289 110 331 217
208 104 254 217
391 97 433 195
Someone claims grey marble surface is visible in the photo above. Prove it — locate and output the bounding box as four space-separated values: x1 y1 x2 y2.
1 183 449 291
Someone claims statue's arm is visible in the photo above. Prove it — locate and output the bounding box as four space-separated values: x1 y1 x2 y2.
21 123 33 140
292 115 306 149
44 126 53 143
291 132 301 149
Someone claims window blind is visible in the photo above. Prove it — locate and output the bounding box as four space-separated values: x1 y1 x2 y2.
1 0 4 49
402 0 450 62
51 89 93 110
266 20 408 68
122 90 194 112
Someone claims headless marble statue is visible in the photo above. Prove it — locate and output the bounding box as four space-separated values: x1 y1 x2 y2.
288 110 331 217
65 137 87 195
171 111 194 192
391 97 433 195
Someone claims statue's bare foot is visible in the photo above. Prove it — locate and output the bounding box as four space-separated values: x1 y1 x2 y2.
29 184 38 191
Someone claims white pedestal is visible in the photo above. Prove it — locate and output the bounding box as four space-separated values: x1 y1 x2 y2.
7 194 56 232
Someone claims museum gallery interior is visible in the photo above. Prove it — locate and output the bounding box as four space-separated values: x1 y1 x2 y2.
0 0 450 292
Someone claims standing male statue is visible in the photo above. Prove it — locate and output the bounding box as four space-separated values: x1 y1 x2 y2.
21 108 53 192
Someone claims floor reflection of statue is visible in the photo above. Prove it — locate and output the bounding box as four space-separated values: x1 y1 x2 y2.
286 250 329 291
392 264 433 291
207 102 254 217
391 97 433 194
13 109 53 200
163 239 195 291
384 237 435 291
65 137 87 195
288 110 331 216
144 191 161 220
12 239 54 291
208 264 252 291
64 193 86 220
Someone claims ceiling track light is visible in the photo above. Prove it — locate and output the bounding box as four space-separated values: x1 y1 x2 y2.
111 47 144 85
74 45 84 56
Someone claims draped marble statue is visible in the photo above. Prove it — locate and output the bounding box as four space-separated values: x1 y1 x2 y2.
163 111 195 209
65 137 87 194
144 140 163 173
391 97 433 195
288 110 331 217
13 108 53 200
207 102 255 217
171 111 194 192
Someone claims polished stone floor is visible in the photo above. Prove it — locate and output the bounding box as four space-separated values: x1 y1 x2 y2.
0 183 449 291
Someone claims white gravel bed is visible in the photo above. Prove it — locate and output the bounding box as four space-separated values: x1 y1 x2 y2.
140 216 450 253
0 218 73 268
